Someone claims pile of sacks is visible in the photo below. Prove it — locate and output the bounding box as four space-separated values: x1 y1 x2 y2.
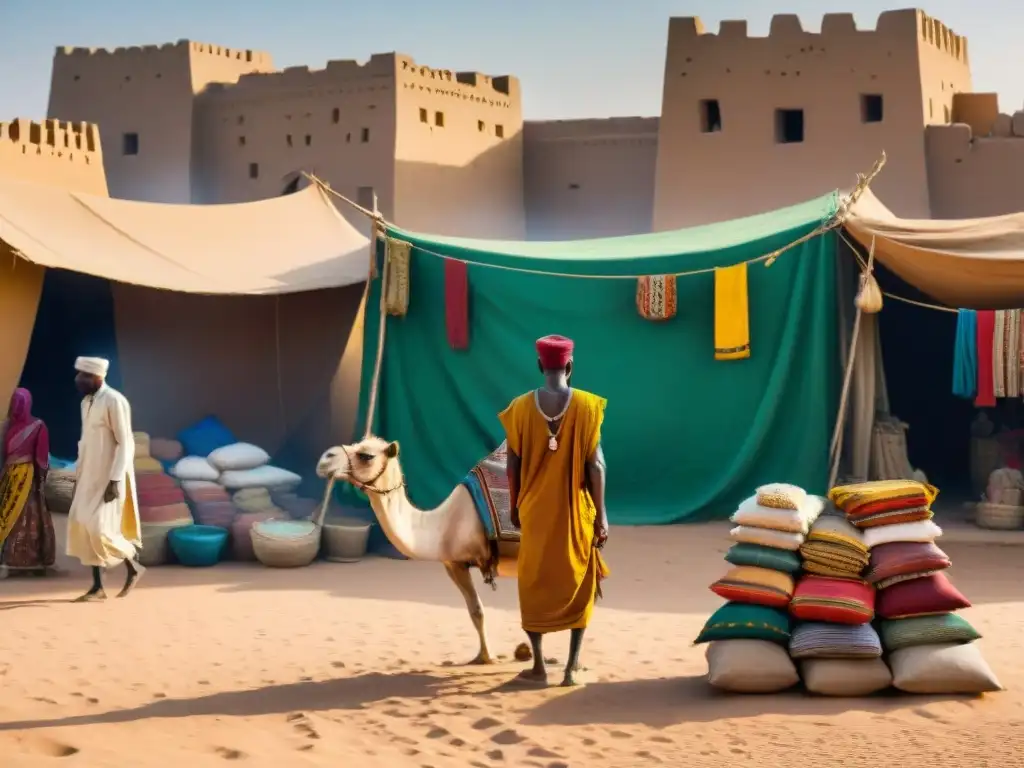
134 432 192 566
830 479 1002 695
171 442 306 562
698 484 824 693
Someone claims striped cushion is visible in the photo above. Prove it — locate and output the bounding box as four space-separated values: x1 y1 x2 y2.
694 603 791 645
879 613 982 652
730 525 804 551
790 575 875 624
789 622 883 659
829 479 938 517
724 543 801 574
875 570 942 590
851 507 934 529
876 572 971 619
710 566 794 609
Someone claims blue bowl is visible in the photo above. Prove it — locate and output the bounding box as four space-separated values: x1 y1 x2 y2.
167 524 229 567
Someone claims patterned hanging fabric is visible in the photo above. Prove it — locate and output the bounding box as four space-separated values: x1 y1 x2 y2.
445 259 469 350
636 275 677 321
383 237 411 317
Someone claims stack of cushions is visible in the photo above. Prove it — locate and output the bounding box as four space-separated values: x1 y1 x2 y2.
181 480 237 529
136 466 192 566
696 484 824 693
829 479 1002 695
133 432 165 476
799 515 869 579
149 438 184 470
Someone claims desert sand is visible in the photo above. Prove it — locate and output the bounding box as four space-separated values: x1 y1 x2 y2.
1 521 1023 768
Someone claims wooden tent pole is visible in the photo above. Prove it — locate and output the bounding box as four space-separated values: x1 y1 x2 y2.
828 236 876 489
363 193 389 439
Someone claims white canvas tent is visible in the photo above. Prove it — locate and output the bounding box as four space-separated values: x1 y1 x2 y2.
0 175 371 463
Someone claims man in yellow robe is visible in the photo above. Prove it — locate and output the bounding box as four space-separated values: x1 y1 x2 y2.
498 334 609 687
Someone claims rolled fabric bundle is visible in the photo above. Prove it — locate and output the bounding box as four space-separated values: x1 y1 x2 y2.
150 438 185 463
138 486 187 508
192 500 238 529
134 456 164 475
139 502 193 525
135 472 180 492
186 486 232 504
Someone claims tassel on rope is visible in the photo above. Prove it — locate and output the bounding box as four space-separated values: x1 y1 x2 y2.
854 236 882 314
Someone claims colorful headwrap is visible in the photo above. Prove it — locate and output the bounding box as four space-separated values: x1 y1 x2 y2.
536 335 574 370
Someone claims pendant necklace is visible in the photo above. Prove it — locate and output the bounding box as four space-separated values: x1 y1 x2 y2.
534 388 572 451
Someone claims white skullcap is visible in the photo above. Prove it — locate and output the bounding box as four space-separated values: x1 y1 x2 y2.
75 356 109 377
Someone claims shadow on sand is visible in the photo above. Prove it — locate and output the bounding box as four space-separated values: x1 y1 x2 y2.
0 672 457 732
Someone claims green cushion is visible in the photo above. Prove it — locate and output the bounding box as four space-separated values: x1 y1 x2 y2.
724 543 802 574
879 613 982 652
694 602 791 645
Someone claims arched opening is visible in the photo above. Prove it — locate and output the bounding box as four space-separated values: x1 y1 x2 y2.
280 172 311 196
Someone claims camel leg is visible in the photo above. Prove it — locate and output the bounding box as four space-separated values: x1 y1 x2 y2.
443 561 495 665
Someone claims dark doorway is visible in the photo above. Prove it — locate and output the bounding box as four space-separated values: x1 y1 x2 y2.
874 263 972 493
19 269 122 458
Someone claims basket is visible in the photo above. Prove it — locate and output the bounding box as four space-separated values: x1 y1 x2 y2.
139 517 193 566
251 519 320 567
167 525 229 566
44 469 76 515
322 517 372 562
974 502 1024 530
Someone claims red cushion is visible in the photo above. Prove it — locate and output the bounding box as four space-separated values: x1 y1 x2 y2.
876 572 971 619
789 575 875 624
137 486 186 507
139 502 192 524
865 541 951 584
710 583 790 609
135 472 179 492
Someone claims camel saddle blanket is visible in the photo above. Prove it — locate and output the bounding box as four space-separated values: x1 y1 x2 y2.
460 441 520 543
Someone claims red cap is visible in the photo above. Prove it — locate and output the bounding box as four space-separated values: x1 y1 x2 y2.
536 335 574 370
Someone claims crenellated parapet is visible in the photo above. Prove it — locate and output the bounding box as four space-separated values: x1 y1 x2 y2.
0 118 102 161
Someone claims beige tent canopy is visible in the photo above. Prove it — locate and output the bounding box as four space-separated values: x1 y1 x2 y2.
845 187 1024 310
0 175 369 294
0 175 371 463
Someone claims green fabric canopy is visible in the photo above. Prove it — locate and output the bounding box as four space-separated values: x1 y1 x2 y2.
352 192 840 524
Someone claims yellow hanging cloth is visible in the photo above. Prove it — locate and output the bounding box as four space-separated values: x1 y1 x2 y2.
383 237 411 316
714 262 751 361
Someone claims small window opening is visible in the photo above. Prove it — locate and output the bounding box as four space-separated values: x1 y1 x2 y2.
944 105 950 122
286 134 293 147
419 108 428 123
435 111 444 127
122 132 139 155
478 120 485 132
237 116 244 125
775 109 804 143
249 162 259 179
305 134 312 146
346 132 352 143
699 99 722 132
861 94 884 123
568 183 580 190
361 127 370 142
332 108 340 123
929 98 934 118
495 124 504 138
238 136 246 146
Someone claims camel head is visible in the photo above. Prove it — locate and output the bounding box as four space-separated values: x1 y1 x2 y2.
316 436 400 487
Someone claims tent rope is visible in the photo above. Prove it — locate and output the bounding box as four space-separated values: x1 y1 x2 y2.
304 152 886 281
839 229 958 314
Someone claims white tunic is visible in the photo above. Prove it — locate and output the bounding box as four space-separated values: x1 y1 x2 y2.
66 384 142 567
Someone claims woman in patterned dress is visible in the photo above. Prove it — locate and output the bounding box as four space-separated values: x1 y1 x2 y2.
0 388 56 574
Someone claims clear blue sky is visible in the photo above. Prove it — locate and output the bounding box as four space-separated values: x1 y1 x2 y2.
0 0 1018 121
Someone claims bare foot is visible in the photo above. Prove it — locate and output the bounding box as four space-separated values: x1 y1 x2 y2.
116 562 146 598
73 589 107 603
511 668 549 687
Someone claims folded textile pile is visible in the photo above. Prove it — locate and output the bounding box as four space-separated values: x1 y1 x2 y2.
829 479 1002 695
133 432 164 476
696 484 825 694
136 446 192 567
799 515 869 580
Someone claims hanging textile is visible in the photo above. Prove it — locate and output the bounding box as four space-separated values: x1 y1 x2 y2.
383 238 411 317
636 275 677 321
1008 309 1021 397
713 263 750 360
975 310 997 407
952 309 977 399
994 310 1008 398
445 259 469 350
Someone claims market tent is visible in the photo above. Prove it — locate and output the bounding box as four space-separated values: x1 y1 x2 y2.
0 175 370 463
354 193 840 524
845 187 1024 310
0 174 369 294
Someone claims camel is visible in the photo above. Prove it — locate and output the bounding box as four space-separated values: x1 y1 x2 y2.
316 435 520 665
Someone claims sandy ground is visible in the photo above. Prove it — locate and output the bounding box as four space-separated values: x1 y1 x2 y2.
1 521 1023 768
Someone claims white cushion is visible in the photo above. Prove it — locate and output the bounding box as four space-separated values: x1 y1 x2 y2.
171 456 219 482
219 465 301 490
207 442 271 472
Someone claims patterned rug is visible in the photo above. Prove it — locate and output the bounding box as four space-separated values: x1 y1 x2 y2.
461 441 519 543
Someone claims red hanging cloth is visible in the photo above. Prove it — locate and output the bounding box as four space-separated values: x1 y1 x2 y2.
975 309 996 408
445 259 469 350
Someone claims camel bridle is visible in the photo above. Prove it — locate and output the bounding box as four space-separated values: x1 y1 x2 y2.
338 445 406 496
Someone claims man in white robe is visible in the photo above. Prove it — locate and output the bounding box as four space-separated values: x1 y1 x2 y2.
67 356 144 601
